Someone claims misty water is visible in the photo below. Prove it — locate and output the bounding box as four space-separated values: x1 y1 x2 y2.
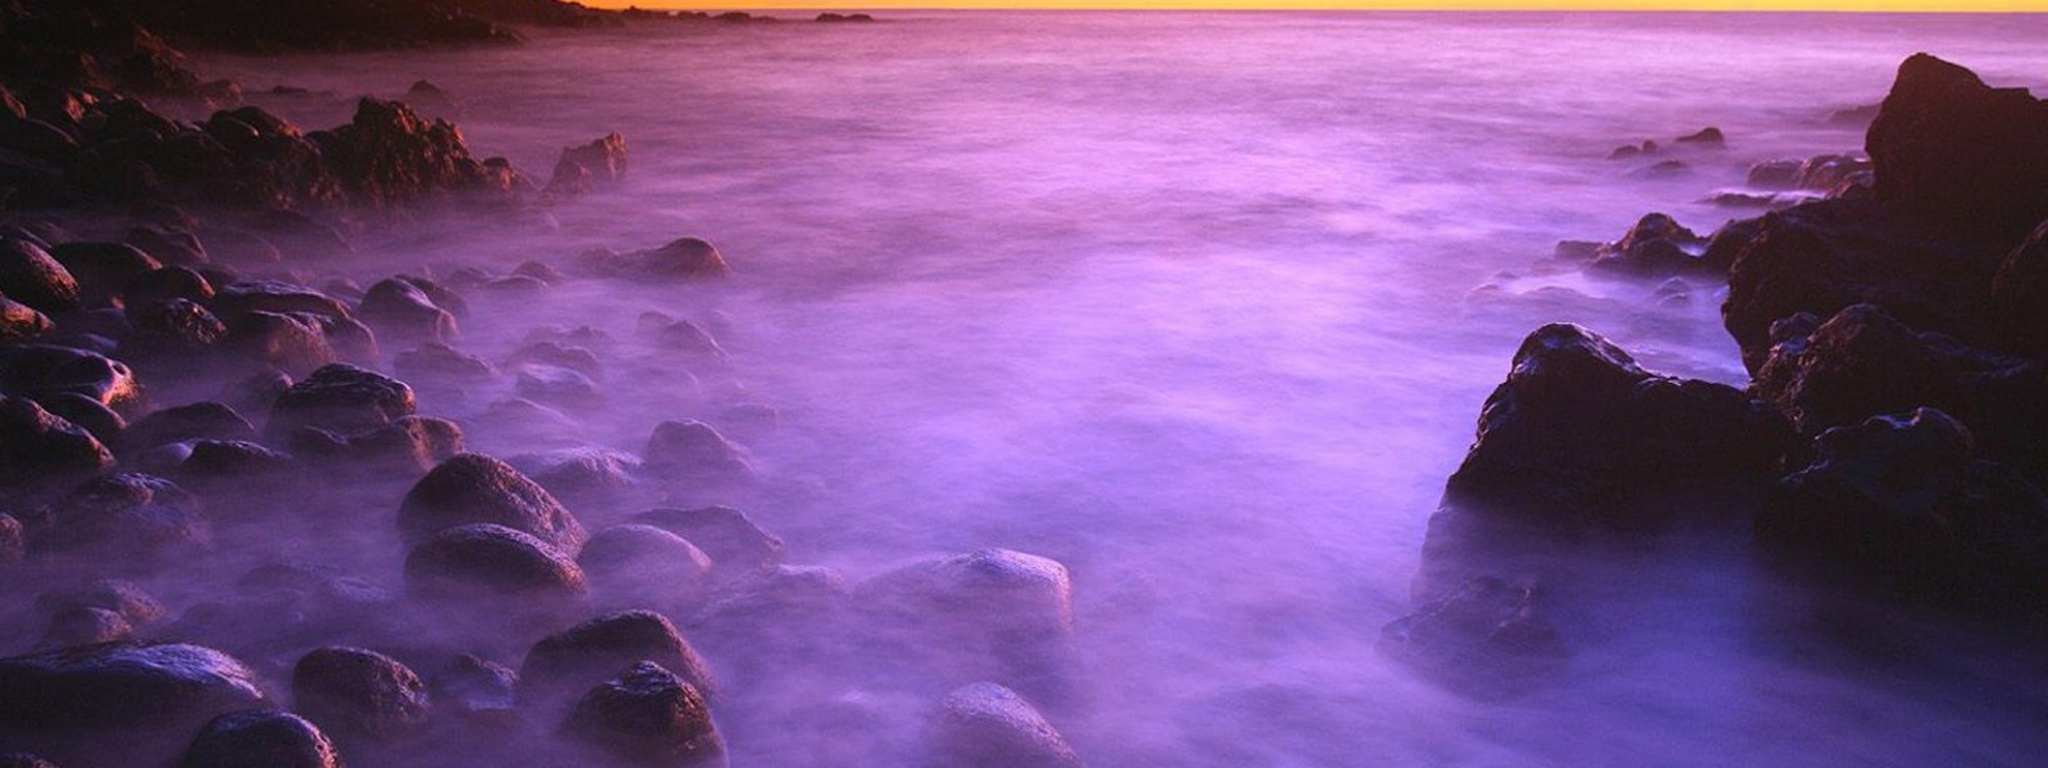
165 11 2048 767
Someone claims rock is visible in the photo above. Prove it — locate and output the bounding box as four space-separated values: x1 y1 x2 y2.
1760 408 2048 614
1747 159 1805 190
0 514 22 564
121 402 255 454
1378 576 1566 697
642 421 755 490
0 238 81 313
172 440 298 498
545 133 627 200
1674 126 1724 146
36 392 123 447
47 243 162 309
358 277 457 345
179 710 342 768
28 473 209 567
398 453 586 550
428 653 518 722
505 341 602 379
393 342 496 382
126 227 207 267
267 363 415 440
577 525 714 612
124 298 227 361
514 364 601 407
296 415 464 479
311 97 524 209
684 566 849 683
1753 304 2048 476
1442 324 1788 520
855 549 1078 704
0 644 266 768
310 314 380 366
0 394 114 494
0 294 52 341
0 344 145 415
1866 54 2048 243
35 579 170 628
39 606 135 649
560 662 726 768
291 647 431 744
514 260 564 285
630 507 785 575
403 523 587 614
641 316 730 364
928 682 1082 768
210 281 350 322
122 266 215 309
1587 212 1711 278
507 447 640 508
595 238 731 280
522 610 718 712
223 311 336 375
1630 159 1690 178
1990 220 2048 358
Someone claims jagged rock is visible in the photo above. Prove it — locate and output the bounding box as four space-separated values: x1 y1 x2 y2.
560 662 726 768
291 647 432 744
545 133 627 200
398 453 586 550
179 710 342 768
630 506 784 575
1760 408 2048 615
1442 324 1788 520
928 682 1083 768
267 363 415 439
643 420 755 490
27 473 209 567
0 644 266 768
521 610 718 714
311 98 525 209
0 238 81 313
1753 304 2048 476
577 524 714 612
1587 213 1711 277
1378 576 1566 697
1866 53 2048 243
855 549 1078 704
121 402 255 454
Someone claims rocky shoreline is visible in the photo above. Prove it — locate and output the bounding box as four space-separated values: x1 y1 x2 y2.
2 4 2046 766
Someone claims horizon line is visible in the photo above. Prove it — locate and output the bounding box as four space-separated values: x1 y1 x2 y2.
581 2 2048 12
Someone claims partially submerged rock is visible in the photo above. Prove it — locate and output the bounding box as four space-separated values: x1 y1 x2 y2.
1378 576 1566 698
928 682 1083 768
521 610 719 713
266 363 415 440
560 661 726 768
397 453 587 550
179 710 343 768
291 646 432 745
0 644 267 768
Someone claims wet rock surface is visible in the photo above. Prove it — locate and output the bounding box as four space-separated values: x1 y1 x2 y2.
560 661 727 768
0 644 267 768
178 710 342 768
398 453 586 549
290 646 432 745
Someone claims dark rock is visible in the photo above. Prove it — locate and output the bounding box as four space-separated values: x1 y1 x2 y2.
39 606 135 649
1674 126 1725 146
0 344 145 414
513 260 564 285
544 133 627 200
1752 304 2048 475
398 453 586 550
1747 159 1804 190
560 661 726 768
170 440 299 502
124 298 227 357
291 647 431 744
521 610 718 718
311 98 525 210
36 392 123 447
0 295 53 341
1760 408 2048 615
1990 220 2048 359
1442 324 1788 521
358 278 457 345
29 473 209 567
179 710 342 768
122 402 255 454
855 549 1078 704
1631 159 1690 178
1866 53 2048 243
591 238 731 280
507 447 640 507
394 342 496 382
267 363 415 439
428 653 518 721
47 242 161 308
35 579 169 628
126 227 207 267
210 281 350 322
310 314 379 365
629 507 784 575
403 523 587 608
0 644 266 768
642 420 754 490
222 311 336 375
642 317 730 364
0 238 81 313
928 682 1082 768
122 266 215 309
1587 213 1711 278
0 514 22 564
577 524 714 612
0 394 114 494
1378 576 1566 697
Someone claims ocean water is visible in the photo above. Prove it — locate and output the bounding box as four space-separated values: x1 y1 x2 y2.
185 12 2048 767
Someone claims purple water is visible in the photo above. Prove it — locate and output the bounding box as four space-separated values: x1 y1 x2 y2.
183 12 2048 767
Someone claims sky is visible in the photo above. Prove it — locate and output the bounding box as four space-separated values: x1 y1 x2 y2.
581 1 2048 10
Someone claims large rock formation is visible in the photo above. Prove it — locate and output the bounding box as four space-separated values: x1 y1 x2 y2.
1866 53 2048 244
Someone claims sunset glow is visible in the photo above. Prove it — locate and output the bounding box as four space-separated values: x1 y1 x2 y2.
583 1 2048 11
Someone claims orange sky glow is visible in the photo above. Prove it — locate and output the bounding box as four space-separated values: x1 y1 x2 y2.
581 1 2048 10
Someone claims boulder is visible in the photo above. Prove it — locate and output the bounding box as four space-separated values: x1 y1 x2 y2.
0 644 267 768
0 344 145 415
1866 53 2048 244
35 579 170 629
397 453 586 550
683 566 849 684
291 647 431 744
0 394 114 494
1759 408 2048 615
0 238 81 313
36 393 123 447
854 549 1078 704
179 710 342 768
38 606 135 649
1441 324 1788 521
310 97 523 209
590 238 731 280
514 364 601 407
642 421 755 490
428 653 518 722
121 402 255 454
507 448 641 508
521 610 718 712
0 294 52 341
560 662 726 768
357 277 457 345
1674 126 1724 146
393 342 496 382
577 525 714 612
1586 213 1712 278
266 363 415 439
402 523 588 622
629 507 785 575
210 281 350 322
27 473 209 567
1378 576 1566 698
122 266 215 309
928 682 1083 768
505 341 602 378
223 311 336 376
